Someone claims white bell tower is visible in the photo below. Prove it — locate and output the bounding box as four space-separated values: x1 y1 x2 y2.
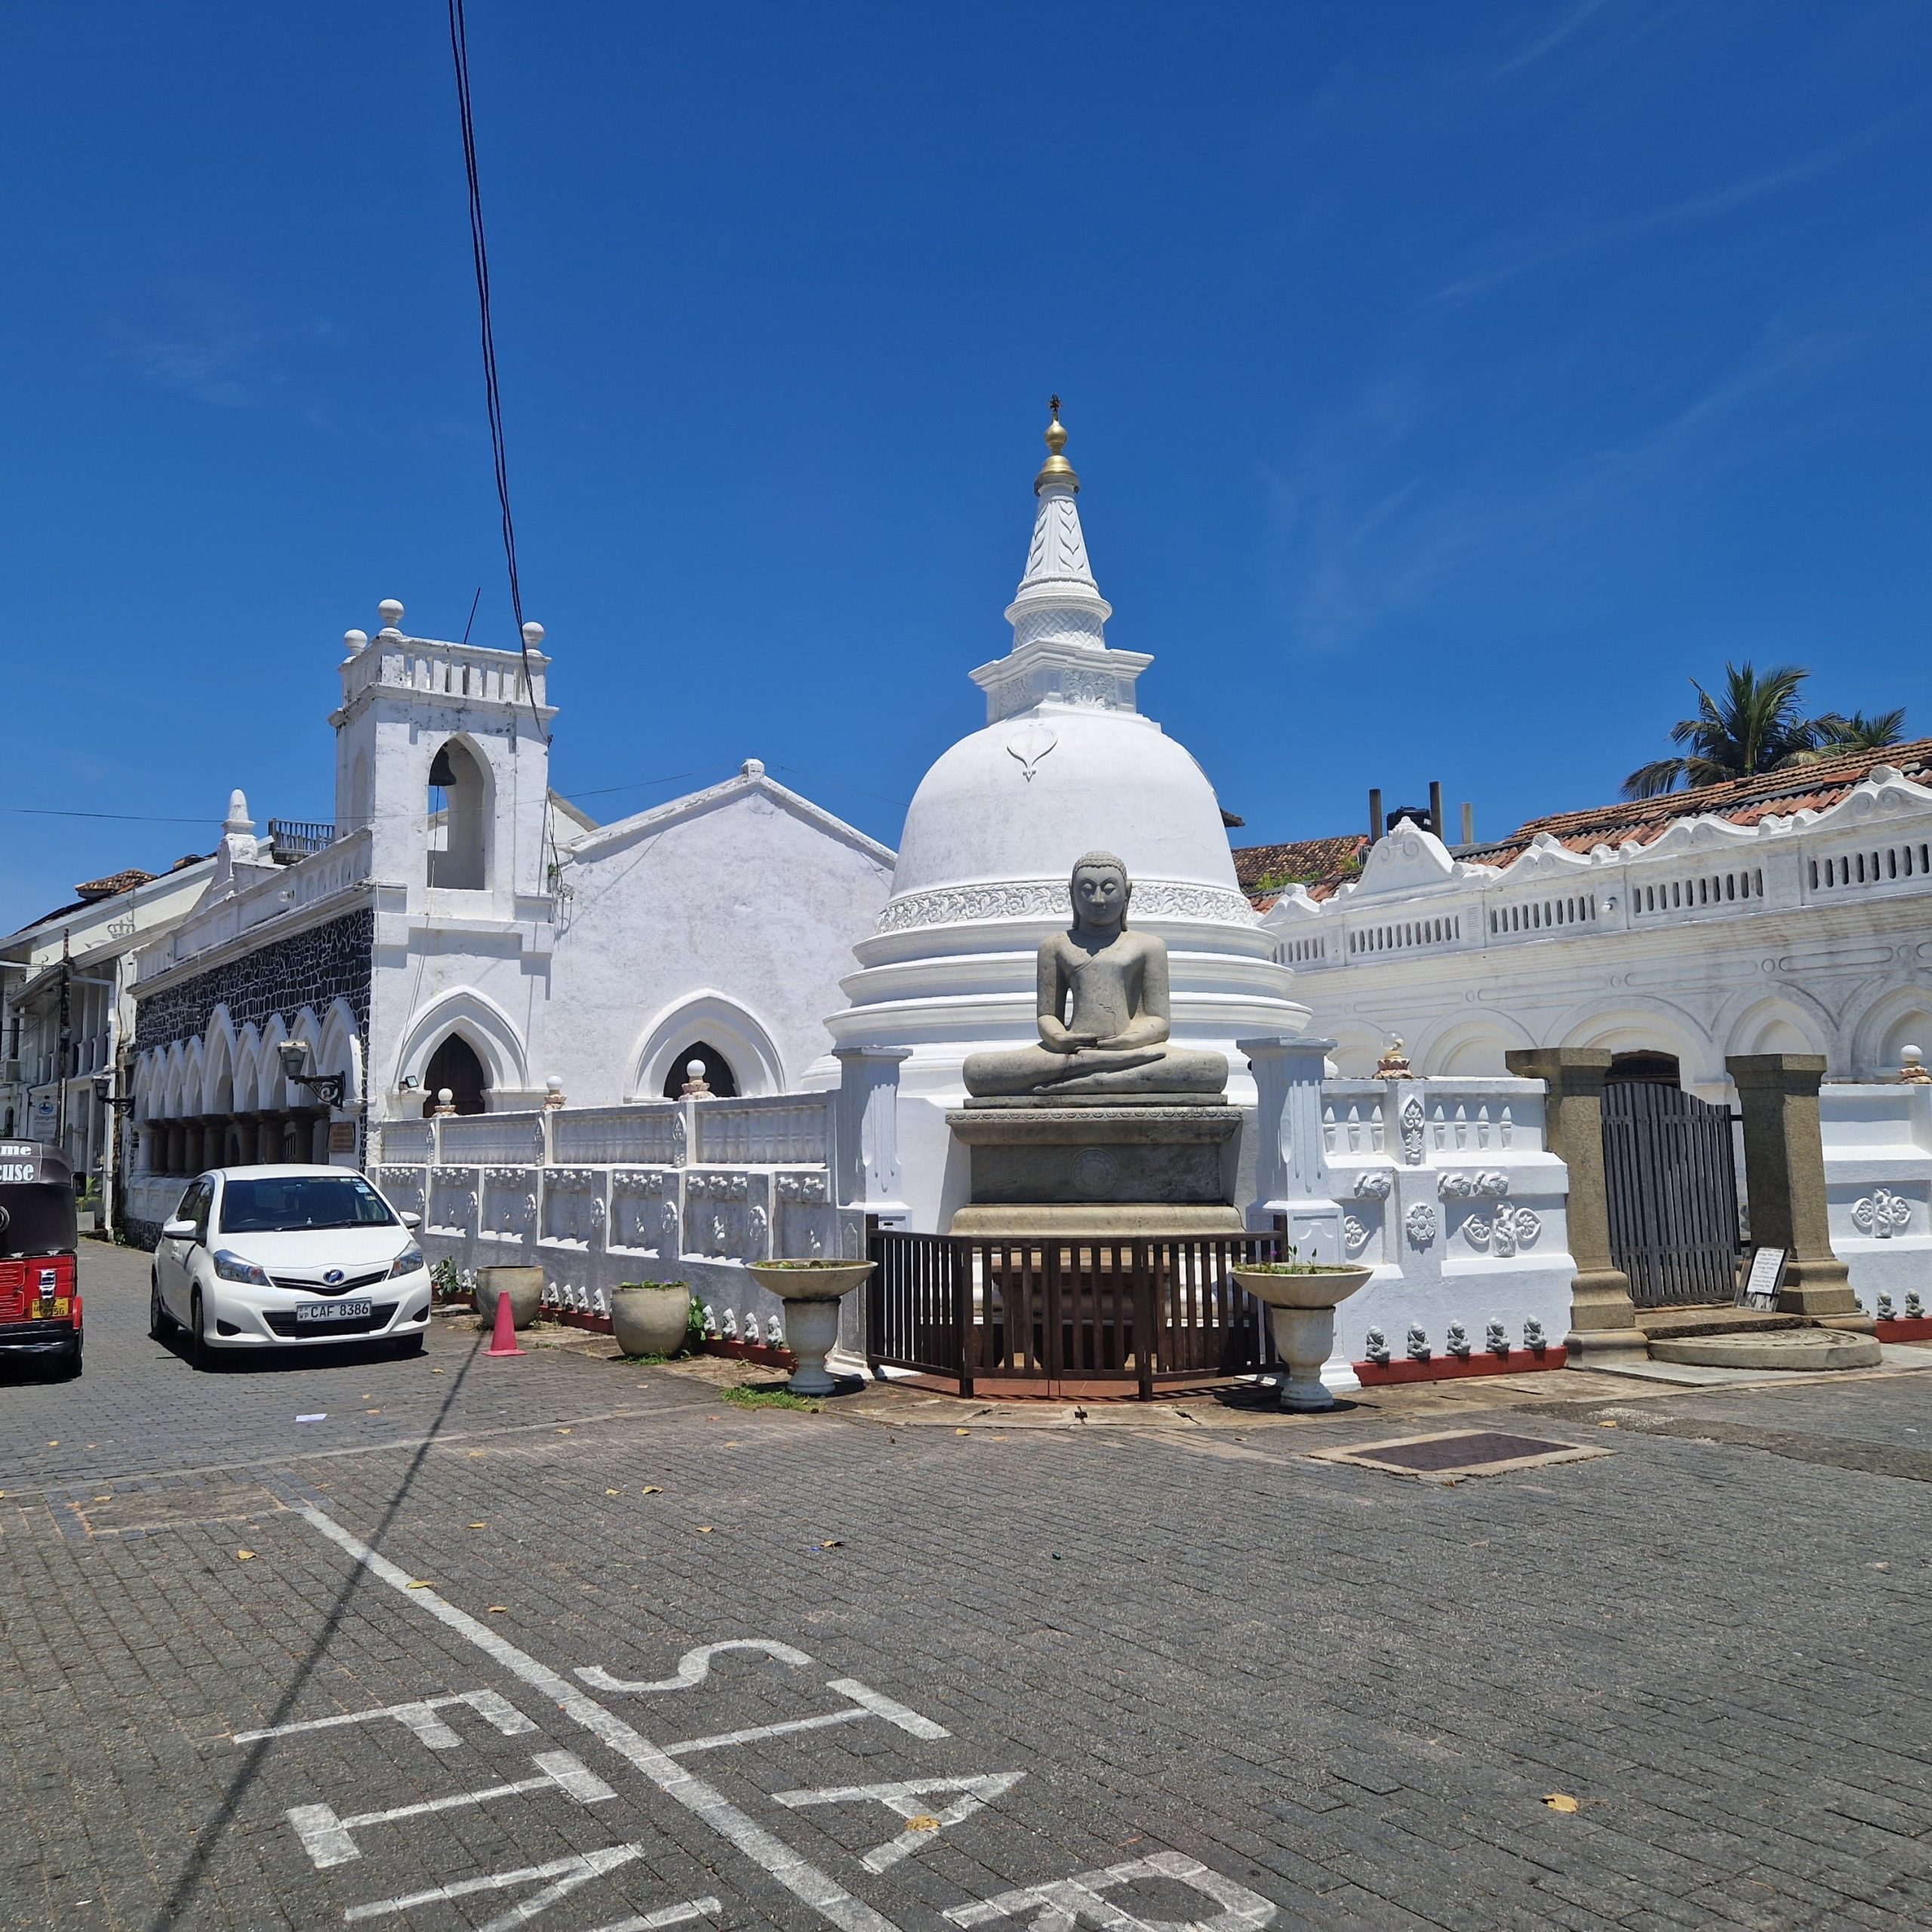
329 598 558 919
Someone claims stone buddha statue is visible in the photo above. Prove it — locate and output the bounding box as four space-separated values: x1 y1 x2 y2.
962 853 1228 1099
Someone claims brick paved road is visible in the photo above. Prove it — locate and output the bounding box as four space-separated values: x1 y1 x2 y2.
3 1241 1930 1931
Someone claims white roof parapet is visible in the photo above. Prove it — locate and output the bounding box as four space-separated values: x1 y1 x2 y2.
1260 761 1932 965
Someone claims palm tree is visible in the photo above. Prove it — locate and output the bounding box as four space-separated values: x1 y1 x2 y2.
1622 663 1824 800
1814 708 1907 752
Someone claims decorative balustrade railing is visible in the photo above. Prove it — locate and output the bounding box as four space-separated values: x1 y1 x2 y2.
695 1096 831 1165
549 1104 682 1166
865 1231 1282 1399
436 1111 546 1164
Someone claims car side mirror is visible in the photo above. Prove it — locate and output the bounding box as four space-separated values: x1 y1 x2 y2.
161 1218 196 1241
400 1210 422 1230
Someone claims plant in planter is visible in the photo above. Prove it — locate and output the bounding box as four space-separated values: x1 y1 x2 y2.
430 1257 463 1303
744 1259 875 1397
611 1280 692 1358
1229 1246 1374 1412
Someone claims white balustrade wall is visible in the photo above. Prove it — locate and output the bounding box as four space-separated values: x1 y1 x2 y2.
1248 1063 1577 1378
1820 1081 1932 1316
371 1090 860 1337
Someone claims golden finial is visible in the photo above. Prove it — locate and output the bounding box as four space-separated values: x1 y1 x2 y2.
1035 393 1078 495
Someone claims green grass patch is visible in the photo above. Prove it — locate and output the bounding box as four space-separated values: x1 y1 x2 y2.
720 1383 819 1412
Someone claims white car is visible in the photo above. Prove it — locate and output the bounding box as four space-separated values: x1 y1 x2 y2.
149 1165 432 1366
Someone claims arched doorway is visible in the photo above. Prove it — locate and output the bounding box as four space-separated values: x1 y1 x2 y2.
423 1034 489 1116
661 1041 738 1100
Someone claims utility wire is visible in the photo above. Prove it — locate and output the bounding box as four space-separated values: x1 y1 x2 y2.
447 0 547 746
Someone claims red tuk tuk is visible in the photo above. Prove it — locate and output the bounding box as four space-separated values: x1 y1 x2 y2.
0 1141 82 1376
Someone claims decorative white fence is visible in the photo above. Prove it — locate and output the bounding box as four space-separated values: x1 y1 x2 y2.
371 1091 857 1324
1820 1081 1932 1316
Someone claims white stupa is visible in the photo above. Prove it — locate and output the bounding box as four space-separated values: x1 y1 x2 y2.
819 405 1309 1231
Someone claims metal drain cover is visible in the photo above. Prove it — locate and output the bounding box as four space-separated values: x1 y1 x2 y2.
1307 1429 1611 1483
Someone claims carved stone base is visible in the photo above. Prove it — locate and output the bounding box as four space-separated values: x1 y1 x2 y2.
946 1105 1236 1220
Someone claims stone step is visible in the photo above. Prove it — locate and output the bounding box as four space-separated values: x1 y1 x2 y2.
1638 1306 1812 1342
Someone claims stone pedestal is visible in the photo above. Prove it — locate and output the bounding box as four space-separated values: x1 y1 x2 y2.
1727 1054 1870 1327
945 1100 1244 1237
1506 1048 1647 1362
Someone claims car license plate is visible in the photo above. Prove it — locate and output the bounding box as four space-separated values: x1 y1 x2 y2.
295 1298 372 1324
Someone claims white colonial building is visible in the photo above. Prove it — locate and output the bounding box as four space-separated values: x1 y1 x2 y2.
1252 748 1932 1097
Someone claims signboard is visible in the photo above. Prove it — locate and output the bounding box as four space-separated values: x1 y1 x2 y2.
1738 1244 1787 1309
328 1120 358 1154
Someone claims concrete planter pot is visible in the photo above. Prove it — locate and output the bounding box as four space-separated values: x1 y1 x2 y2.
476 1265 545 1333
1232 1264 1374 1411
611 1281 691 1358
746 1261 875 1396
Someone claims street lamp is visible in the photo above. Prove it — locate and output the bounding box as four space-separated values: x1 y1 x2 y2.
91 1072 137 1115
277 1039 346 1107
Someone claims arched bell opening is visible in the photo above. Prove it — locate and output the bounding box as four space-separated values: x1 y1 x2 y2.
427 740 489 890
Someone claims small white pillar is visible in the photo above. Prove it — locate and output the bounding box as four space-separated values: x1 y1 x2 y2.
834 1045 912 1228
1239 1035 1343 1263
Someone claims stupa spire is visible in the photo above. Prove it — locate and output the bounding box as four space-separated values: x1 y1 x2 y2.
1005 398 1112 653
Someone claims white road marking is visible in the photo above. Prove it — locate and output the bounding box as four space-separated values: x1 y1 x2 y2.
774 1773 1026 1871
946 1853 1278 1932
578 1638 813 1694
657 1678 947 1758
235 1686 536 1749
289 1751 615 1867
341 1844 721 1931
296 1505 901 1932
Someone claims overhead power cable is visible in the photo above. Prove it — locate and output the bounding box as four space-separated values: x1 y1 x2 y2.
447 0 547 745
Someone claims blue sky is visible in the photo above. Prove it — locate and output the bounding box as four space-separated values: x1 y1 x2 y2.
4 1 1929 931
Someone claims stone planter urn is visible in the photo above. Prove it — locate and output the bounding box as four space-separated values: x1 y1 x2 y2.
475 1265 544 1333
611 1281 691 1358
1231 1263 1374 1411
745 1260 875 1396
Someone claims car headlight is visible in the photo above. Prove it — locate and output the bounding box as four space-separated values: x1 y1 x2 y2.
389 1245 426 1279
213 1250 272 1286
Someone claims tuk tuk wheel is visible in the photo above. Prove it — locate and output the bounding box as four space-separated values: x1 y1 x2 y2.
189 1287 211 1371
54 1336 81 1380
149 1274 175 1343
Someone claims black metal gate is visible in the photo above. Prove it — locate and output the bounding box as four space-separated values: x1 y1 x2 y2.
1600 1081 1742 1306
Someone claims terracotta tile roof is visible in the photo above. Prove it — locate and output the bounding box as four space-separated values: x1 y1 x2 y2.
1232 835 1369 910
1460 738 1932 868
75 867 157 900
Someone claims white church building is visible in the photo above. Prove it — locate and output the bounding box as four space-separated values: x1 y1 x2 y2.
124 605 894 1245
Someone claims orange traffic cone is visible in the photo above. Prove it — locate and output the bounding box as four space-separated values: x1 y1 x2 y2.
486 1283 524 1358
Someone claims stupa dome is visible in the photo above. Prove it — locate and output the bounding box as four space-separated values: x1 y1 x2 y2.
885 710 1248 924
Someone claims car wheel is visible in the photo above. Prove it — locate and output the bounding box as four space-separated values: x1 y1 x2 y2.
189 1287 211 1371
149 1274 174 1342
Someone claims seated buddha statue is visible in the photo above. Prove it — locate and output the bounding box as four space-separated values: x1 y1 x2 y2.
961 852 1228 1099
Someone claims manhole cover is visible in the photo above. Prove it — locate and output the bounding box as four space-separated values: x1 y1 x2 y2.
1307 1429 1611 1483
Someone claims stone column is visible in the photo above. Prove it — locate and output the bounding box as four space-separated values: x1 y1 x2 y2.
833 1046 912 1228
1238 1035 1343 1263
1506 1048 1646 1361
1726 1054 1867 1326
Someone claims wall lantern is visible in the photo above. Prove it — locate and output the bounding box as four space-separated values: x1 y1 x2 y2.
278 1039 346 1108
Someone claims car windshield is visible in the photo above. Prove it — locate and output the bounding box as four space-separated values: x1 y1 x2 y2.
218 1176 396 1234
